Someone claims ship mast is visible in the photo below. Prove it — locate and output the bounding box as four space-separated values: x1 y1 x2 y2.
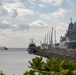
71 18 72 23
29 38 35 44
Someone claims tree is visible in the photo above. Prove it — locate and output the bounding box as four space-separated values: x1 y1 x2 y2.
23 57 76 75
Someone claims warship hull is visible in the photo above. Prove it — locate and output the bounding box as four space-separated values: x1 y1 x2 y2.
27 43 36 54
66 41 76 49
59 19 76 49
28 47 36 54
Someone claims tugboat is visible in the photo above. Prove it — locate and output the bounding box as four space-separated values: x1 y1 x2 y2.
27 38 36 54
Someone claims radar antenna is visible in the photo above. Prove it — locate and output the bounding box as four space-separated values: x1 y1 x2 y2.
29 38 35 44
71 18 72 23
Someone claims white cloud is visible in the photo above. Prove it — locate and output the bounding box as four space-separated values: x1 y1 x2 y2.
1 1 35 17
51 8 66 18
12 24 30 31
67 0 74 7
0 27 46 47
17 8 34 17
22 0 63 6
55 22 68 42
29 20 48 28
22 0 36 2
38 4 46 8
0 29 28 47
52 0 63 6
41 0 63 6
0 19 48 31
0 20 12 30
41 0 52 3
40 8 67 20
10 21 48 31
0 6 8 16
56 22 68 31
0 23 11 29
1 20 9 24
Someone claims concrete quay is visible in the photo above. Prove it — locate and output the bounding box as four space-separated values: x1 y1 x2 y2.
34 48 76 62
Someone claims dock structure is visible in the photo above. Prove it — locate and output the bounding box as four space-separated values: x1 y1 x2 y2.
40 27 55 50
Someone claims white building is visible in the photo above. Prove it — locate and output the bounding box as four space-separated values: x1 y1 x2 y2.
41 43 49 50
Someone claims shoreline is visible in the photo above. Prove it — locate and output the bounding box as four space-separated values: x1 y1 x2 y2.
34 48 76 62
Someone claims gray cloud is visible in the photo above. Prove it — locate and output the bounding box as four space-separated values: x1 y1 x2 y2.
18 24 30 30
0 23 11 29
20 0 36 2
0 6 18 17
41 0 63 6
9 9 18 17
0 1 35 18
0 0 19 3
0 7 8 16
11 24 30 31
0 22 48 31
12 21 48 31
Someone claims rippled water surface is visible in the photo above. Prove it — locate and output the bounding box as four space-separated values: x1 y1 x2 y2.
0 48 37 75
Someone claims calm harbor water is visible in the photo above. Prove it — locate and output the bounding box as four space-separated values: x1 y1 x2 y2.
0 48 37 75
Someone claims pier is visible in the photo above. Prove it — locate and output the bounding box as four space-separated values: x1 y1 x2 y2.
34 48 76 62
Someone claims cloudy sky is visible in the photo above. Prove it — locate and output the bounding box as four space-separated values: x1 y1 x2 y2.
0 0 76 48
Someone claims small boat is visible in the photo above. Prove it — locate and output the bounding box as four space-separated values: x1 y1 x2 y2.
27 39 36 54
4 47 8 50
0 46 8 50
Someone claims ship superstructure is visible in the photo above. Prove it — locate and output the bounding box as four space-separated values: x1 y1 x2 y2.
60 18 76 49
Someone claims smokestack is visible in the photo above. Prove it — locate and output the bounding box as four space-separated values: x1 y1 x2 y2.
50 27 53 44
50 27 54 48
54 29 56 44
47 34 48 44
45 34 46 43
49 33 50 44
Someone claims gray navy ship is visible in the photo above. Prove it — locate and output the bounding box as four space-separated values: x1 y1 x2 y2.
27 38 37 54
60 18 76 49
